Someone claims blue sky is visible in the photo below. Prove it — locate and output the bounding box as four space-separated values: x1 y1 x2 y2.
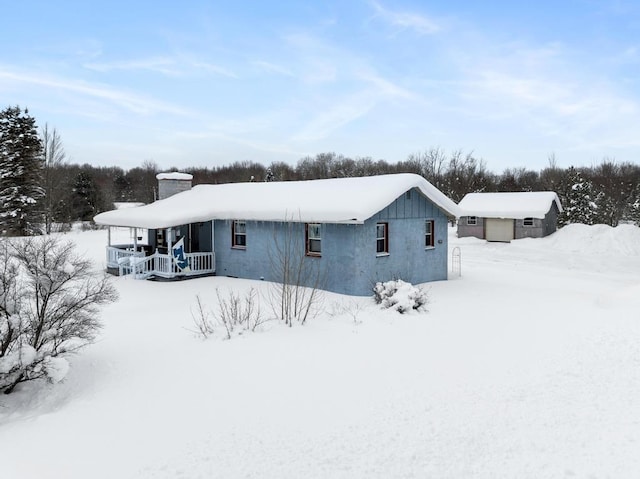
1 0 639 172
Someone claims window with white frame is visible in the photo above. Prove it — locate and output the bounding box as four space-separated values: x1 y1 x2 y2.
232 220 246 248
425 220 435 248
306 223 321 256
467 216 477 225
523 217 534 227
376 222 389 255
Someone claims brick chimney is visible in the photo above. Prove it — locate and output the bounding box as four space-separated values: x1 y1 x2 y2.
156 172 193 200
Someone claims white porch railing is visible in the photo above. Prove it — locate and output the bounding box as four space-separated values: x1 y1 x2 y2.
106 246 215 279
107 244 145 267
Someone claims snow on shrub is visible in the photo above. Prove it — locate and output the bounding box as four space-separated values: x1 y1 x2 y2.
42 356 70 384
373 279 429 314
0 236 118 394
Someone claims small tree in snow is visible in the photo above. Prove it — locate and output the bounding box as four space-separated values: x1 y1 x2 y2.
40 124 69 234
267 220 325 326
558 166 598 226
0 236 118 394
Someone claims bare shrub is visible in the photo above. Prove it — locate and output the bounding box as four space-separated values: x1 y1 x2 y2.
267 220 325 326
328 299 366 323
190 288 267 340
190 295 215 339
0 236 118 394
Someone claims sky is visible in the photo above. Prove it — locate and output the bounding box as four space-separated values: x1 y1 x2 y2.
1 0 639 172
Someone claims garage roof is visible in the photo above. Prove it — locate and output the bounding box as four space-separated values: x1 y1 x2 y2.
458 192 562 219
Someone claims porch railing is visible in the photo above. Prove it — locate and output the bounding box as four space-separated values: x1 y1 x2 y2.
107 244 145 267
107 246 215 279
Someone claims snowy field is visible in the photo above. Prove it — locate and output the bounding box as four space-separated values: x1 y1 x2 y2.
1 224 640 478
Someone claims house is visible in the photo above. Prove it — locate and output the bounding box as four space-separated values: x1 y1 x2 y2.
457 192 562 242
93 173 459 296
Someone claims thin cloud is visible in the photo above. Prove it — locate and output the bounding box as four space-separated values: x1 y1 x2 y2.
251 60 294 77
291 92 377 142
356 69 416 100
84 56 238 78
369 0 441 35
0 67 191 116
191 61 238 78
83 55 238 78
84 57 182 76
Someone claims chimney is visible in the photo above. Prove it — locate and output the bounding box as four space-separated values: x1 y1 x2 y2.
156 172 193 200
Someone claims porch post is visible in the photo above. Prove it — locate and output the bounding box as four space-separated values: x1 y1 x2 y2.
107 226 111 246
211 220 216 252
133 227 138 251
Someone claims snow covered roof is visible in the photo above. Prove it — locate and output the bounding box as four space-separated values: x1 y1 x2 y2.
114 202 145 209
458 192 562 219
156 172 193 181
94 174 460 229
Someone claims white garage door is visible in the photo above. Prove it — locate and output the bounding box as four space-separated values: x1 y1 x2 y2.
485 218 514 242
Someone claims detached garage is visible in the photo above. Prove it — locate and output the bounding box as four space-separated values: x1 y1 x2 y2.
457 192 563 242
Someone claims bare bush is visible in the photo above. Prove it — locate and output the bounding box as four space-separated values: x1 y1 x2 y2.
191 288 267 340
328 299 366 323
267 221 325 326
0 236 118 394
190 295 215 339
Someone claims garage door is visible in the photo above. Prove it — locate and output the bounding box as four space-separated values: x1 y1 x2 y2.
485 218 514 242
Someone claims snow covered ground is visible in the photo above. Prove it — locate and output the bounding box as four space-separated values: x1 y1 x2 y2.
1 224 640 478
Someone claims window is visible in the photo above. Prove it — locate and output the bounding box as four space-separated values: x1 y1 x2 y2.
467 216 477 226
232 220 246 248
523 217 534 227
376 222 389 255
306 223 321 256
425 220 435 248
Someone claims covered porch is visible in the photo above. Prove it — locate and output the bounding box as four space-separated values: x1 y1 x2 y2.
104 223 216 280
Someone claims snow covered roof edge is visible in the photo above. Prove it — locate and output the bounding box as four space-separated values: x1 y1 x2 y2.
94 174 460 229
458 191 563 219
156 172 193 180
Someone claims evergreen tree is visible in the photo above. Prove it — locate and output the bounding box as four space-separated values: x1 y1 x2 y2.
558 166 598 226
623 183 640 226
72 171 101 221
594 191 618 226
0 106 45 235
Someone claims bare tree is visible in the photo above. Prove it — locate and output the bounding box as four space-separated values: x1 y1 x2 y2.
0 236 118 394
40 124 68 234
267 220 325 326
405 147 448 190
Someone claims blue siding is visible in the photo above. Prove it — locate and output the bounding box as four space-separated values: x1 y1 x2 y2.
213 188 449 296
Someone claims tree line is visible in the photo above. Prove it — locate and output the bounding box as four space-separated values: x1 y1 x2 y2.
47 149 640 228
1 105 640 236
